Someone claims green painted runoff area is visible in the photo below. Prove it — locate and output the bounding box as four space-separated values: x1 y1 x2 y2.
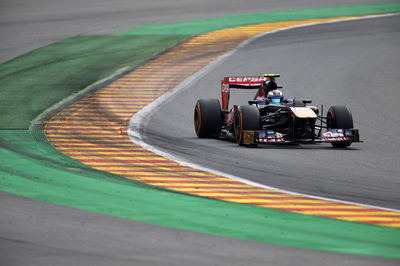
0 35 187 129
1 2 400 258
118 2 400 35
1 130 400 259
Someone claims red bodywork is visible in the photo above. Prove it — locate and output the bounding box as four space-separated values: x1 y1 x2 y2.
220 76 274 111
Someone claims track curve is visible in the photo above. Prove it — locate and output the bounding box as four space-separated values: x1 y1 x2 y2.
2 2 400 266
143 15 400 210
42 15 400 227
1 0 387 63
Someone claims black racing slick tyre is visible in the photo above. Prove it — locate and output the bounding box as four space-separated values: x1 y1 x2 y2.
194 99 223 138
234 105 260 145
327 105 354 148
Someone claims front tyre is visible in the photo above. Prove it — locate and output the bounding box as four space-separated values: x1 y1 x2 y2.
194 99 223 138
234 105 260 145
327 105 354 147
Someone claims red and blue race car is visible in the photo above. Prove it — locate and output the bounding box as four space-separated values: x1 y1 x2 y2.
194 74 361 147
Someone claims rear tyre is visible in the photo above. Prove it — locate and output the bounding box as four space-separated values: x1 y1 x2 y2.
234 105 260 145
327 105 354 147
194 99 223 138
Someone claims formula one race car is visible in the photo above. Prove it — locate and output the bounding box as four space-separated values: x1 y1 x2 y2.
194 74 361 147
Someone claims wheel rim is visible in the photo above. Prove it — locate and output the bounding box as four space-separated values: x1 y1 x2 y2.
234 111 243 144
327 110 335 129
194 103 201 136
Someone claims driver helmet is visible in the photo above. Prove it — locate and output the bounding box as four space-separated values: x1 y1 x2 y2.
263 80 277 94
267 89 284 104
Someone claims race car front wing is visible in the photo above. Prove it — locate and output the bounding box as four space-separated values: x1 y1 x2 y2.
241 129 361 145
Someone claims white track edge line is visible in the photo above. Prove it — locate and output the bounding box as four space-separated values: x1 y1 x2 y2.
128 13 400 213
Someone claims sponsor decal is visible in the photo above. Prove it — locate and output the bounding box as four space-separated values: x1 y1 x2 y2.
258 130 285 143
324 130 345 138
323 130 350 141
228 77 267 83
325 137 350 141
221 83 229 92
259 138 284 143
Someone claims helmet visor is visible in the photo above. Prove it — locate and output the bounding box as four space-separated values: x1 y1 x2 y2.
271 98 281 103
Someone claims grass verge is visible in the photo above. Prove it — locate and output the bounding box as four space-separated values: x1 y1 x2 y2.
118 2 400 35
0 35 187 129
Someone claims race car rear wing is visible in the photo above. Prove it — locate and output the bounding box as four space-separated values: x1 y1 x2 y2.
221 74 279 111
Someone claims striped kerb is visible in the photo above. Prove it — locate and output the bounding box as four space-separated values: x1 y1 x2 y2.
45 16 400 228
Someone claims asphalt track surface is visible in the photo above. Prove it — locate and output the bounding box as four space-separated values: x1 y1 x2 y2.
4 192 399 266
144 15 400 210
1 1 400 266
0 0 394 63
